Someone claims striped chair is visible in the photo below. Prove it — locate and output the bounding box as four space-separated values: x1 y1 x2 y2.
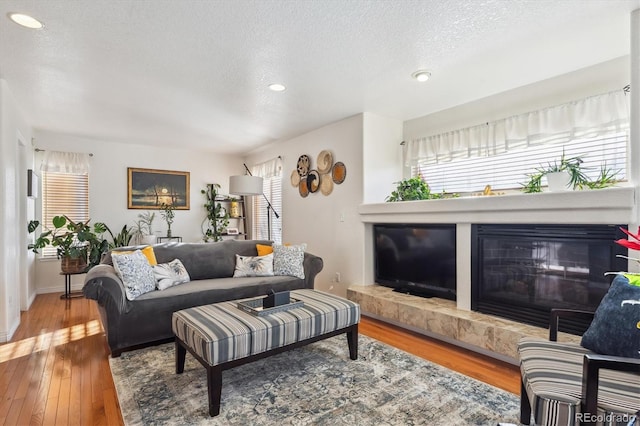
518 310 640 426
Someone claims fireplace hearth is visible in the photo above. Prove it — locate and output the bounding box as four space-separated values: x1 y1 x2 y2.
471 224 627 334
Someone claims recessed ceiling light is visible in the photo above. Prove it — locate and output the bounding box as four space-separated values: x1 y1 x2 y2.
411 70 431 82
7 12 43 29
268 83 286 92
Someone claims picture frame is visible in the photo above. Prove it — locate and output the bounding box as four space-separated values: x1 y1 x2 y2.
128 167 190 210
226 227 239 235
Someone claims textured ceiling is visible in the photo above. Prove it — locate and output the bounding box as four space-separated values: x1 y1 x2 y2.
0 0 638 154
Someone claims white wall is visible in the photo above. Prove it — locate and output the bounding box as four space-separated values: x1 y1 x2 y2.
362 113 403 204
32 130 243 293
245 115 365 297
0 79 34 342
404 56 630 142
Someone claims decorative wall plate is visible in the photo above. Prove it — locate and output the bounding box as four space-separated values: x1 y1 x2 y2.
296 155 310 177
317 150 333 174
299 179 309 197
307 170 320 193
290 169 300 187
320 173 334 196
332 162 346 184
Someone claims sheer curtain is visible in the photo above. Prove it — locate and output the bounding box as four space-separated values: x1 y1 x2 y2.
406 89 630 166
41 150 91 174
251 157 283 243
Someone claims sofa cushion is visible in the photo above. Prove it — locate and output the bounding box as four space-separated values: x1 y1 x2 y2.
233 253 274 277
256 243 273 256
153 259 191 290
581 274 640 358
112 250 157 300
273 243 306 279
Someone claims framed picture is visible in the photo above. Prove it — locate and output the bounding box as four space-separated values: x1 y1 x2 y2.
128 167 190 209
226 227 239 235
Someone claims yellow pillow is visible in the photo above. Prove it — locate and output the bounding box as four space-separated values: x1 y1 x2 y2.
113 246 158 266
256 244 273 256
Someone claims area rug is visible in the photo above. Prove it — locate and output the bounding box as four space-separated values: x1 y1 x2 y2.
110 335 520 425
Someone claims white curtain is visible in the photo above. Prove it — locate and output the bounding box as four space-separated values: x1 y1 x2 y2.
40 150 91 174
251 157 282 178
406 89 630 166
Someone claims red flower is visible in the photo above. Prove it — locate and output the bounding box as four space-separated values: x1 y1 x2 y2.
615 227 640 251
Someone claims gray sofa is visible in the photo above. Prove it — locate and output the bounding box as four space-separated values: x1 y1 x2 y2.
82 239 323 356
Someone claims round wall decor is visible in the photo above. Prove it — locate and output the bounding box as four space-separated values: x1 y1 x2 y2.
332 162 346 184
317 150 333 174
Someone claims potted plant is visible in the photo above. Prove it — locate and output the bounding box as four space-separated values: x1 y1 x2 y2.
386 175 457 202
28 215 109 273
201 183 229 242
160 203 175 237
522 151 618 193
131 211 156 245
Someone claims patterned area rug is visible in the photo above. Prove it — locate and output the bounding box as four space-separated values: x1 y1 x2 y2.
110 335 520 425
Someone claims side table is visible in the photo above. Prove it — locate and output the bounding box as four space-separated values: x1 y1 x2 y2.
60 271 86 300
157 236 182 243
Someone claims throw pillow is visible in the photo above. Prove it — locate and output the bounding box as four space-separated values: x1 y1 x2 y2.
256 243 273 256
112 250 157 300
581 274 640 358
113 245 158 265
233 253 274 277
153 259 191 290
273 243 306 279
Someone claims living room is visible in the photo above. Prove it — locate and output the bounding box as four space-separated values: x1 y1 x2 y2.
1 1 639 424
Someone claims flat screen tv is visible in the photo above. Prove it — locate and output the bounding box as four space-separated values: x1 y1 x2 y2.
374 224 456 301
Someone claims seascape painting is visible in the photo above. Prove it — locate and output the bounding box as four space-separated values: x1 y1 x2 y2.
127 168 190 209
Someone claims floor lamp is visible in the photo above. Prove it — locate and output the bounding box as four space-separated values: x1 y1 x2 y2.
229 164 280 241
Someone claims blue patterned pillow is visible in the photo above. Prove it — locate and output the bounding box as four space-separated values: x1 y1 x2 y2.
153 259 191 290
273 244 306 279
581 274 640 358
233 253 274 277
112 250 156 300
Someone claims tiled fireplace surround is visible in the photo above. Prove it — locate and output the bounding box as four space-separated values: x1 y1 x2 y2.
350 187 635 364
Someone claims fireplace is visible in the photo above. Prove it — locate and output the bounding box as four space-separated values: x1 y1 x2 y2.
471 224 627 334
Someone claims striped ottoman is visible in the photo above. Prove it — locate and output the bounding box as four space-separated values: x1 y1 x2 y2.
172 289 360 416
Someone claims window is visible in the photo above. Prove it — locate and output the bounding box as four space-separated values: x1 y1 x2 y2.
252 175 282 243
414 132 628 193
251 158 283 243
39 151 91 258
407 89 629 194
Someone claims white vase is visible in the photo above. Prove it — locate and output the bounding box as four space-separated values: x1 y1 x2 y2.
546 171 572 192
142 235 157 245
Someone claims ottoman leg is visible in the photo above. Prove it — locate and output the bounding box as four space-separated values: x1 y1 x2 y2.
347 324 358 360
175 340 186 374
207 365 222 417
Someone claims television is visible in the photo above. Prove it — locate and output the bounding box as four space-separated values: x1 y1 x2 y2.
373 224 456 301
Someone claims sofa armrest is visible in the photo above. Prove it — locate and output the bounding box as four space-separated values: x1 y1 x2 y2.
581 353 640 425
549 309 595 342
303 252 324 289
82 264 131 314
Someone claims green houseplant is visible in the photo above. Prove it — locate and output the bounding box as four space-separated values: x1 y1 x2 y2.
160 203 175 237
201 183 229 242
522 151 619 193
28 215 109 273
131 211 156 245
386 175 457 202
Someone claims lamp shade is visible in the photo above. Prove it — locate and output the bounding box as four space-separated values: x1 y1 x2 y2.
229 175 263 195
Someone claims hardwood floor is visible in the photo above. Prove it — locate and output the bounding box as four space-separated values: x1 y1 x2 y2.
1 293 520 425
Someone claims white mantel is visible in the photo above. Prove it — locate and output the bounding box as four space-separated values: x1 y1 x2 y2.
358 186 637 311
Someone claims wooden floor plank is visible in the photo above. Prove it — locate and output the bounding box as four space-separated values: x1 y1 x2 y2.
1 292 521 426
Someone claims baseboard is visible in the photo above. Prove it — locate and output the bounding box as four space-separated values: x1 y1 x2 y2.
37 283 84 295
0 317 21 343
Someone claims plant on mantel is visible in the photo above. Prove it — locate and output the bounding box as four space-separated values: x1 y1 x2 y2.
160 203 175 237
521 151 619 193
386 175 458 202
